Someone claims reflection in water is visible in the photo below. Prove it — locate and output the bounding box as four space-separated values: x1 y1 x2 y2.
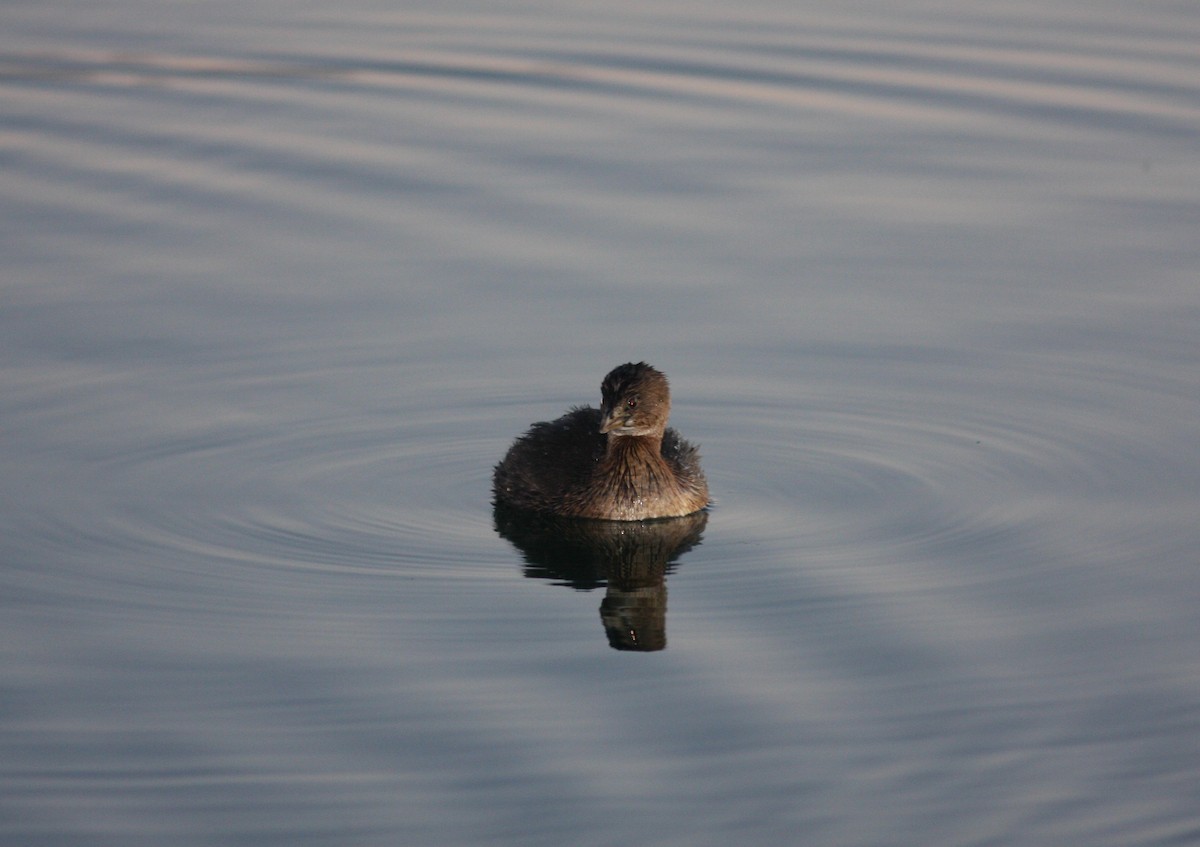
493 506 707 651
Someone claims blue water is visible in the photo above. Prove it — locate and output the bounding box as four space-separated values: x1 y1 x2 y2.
3 2 1199 844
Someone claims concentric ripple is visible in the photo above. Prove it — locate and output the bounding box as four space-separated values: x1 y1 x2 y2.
680 344 1199 586
122 420 501 576
11 338 1187 609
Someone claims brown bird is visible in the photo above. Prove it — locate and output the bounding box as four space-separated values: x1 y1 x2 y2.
493 363 709 520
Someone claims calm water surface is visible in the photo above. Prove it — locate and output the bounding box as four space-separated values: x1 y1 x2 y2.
3 1 1199 844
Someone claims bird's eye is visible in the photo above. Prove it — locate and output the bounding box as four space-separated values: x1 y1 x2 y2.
626 397 638 409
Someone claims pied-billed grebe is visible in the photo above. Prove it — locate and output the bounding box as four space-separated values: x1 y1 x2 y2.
493 363 709 520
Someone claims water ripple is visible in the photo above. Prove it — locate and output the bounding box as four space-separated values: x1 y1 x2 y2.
685 346 1199 582
4 26 1198 137
4 7 1200 842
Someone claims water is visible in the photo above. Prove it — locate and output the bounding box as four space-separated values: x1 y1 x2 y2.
3 1 1199 844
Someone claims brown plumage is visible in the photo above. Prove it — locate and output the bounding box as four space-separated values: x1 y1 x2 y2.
492 363 709 520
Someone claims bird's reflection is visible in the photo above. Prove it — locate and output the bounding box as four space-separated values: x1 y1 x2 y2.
493 506 707 651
